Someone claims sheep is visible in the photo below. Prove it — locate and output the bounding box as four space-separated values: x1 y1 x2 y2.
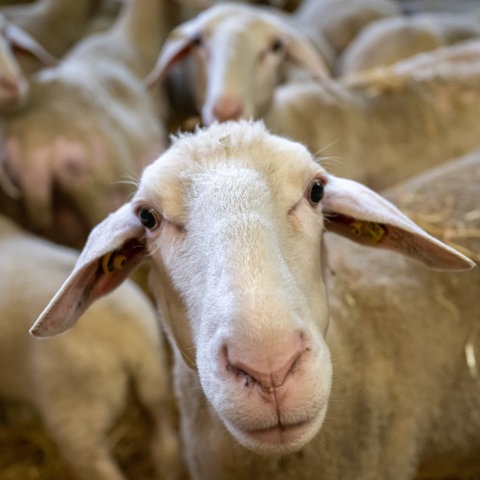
151 12 480 191
0 0 168 249
145 2 332 127
0 13 57 111
292 0 401 57
337 10 480 76
0 0 101 59
0 214 182 480
399 0 480 15
30 121 478 480
328 146 480 480
263 38 480 190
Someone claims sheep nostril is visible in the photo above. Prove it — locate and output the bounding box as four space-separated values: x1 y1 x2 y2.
226 363 257 388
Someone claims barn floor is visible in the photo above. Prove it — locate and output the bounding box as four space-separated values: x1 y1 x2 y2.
1 394 479 480
0 398 159 480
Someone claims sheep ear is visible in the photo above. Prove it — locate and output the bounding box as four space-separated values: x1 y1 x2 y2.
30 204 148 338
144 26 197 87
283 28 331 79
0 151 21 199
5 23 58 66
322 175 475 271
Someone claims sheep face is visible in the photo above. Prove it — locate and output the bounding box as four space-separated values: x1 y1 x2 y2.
147 3 328 125
198 15 288 125
135 122 333 455
31 121 473 459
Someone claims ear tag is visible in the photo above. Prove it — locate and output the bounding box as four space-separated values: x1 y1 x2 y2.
100 251 128 274
349 220 386 243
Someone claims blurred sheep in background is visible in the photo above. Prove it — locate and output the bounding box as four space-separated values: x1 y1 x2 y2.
293 0 401 57
337 9 480 75
146 1 480 192
0 0 102 58
0 13 58 112
0 214 183 480
0 0 168 248
146 2 331 128
264 39 480 189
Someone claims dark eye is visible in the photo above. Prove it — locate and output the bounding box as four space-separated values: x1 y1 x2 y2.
270 38 284 53
138 206 158 230
191 33 203 48
308 179 324 205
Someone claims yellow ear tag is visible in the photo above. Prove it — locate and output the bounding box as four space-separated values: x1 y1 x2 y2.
101 252 127 274
349 220 386 243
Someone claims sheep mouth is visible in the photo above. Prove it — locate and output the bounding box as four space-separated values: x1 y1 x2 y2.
239 418 317 454
223 397 329 454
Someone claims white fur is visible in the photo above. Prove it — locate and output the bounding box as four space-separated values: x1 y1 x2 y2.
0 0 168 248
1 0 99 58
30 121 476 479
337 11 480 75
292 0 401 55
264 39 480 190
146 2 331 125
147 3 480 194
0 215 182 480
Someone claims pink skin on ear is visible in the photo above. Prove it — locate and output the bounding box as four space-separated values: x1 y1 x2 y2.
6 23 58 66
144 28 199 88
322 175 475 271
30 204 147 337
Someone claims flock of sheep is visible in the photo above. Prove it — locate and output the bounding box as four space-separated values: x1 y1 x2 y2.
0 0 479 480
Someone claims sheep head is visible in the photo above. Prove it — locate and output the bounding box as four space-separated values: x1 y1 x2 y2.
31 121 474 456
146 3 330 125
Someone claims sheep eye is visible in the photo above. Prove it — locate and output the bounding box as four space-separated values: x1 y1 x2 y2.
191 34 203 48
270 38 284 53
138 207 158 230
308 180 324 205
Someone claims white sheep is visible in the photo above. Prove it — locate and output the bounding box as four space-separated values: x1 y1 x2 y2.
263 38 480 189
0 0 168 248
31 121 478 480
0 214 182 480
146 2 331 126
400 0 480 15
337 10 480 75
292 0 401 56
0 12 57 111
151 14 480 191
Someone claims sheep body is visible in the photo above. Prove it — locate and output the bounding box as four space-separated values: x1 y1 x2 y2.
400 0 480 14
264 39 480 189
0 0 167 248
325 148 480 479
1 0 100 58
338 11 480 75
30 121 477 479
292 0 401 56
0 215 181 480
